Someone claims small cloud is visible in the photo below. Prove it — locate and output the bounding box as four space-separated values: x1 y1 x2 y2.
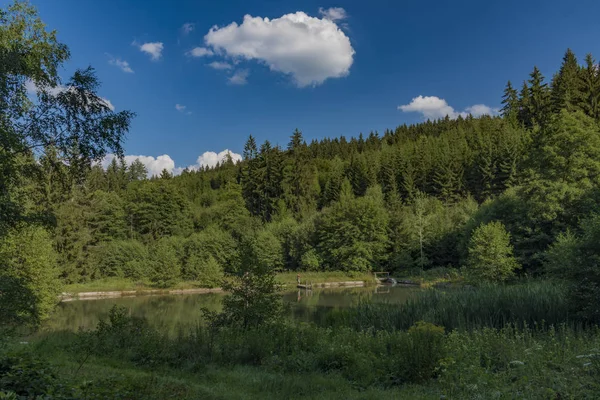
136 41 164 61
187 47 213 57
318 7 347 21
464 104 500 117
181 22 195 35
192 149 243 169
228 70 249 85
107 55 134 73
175 104 186 112
207 61 232 70
398 95 498 120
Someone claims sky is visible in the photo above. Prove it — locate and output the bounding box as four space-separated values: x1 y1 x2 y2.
14 0 600 175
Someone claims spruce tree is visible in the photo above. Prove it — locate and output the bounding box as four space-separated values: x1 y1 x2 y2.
528 66 550 127
551 49 582 113
500 81 519 123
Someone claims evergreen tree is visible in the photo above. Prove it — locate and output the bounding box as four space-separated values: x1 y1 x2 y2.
501 81 519 123
579 54 600 120
128 159 148 181
551 49 583 113
528 66 551 127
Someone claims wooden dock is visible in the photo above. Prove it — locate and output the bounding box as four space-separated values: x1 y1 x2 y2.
297 281 365 289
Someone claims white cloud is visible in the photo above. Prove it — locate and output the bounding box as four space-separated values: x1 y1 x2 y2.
192 149 243 169
398 95 498 120
181 23 195 35
318 7 347 21
26 80 115 110
464 104 499 117
202 11 355 87
100 149 242 177
108 56 134 73
137 42 164 61
207 61 232 70
187 47 213 57
101 154 176 177
228 69 249 85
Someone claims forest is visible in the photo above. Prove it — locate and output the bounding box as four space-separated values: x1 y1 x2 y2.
2 1 600 398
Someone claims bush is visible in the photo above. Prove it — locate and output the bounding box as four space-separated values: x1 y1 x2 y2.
0 225 61 324
545 214 600 323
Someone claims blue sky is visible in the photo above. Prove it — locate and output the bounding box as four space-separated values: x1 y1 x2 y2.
18 0 600 174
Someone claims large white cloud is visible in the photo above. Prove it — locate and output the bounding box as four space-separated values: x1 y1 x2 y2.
202 10 354 87
398 95 498 120
100 149 242 178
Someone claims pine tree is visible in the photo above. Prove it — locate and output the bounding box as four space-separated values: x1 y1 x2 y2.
579 54 600 120
128 159 148 181
528 66 551 127
501 81 519 123
518 81 531 127
551 49 583 113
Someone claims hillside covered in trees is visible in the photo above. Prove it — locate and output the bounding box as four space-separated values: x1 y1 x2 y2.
1 0 600 324
7 47 599 303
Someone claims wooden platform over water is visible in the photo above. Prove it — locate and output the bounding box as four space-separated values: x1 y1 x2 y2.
297 281 366 289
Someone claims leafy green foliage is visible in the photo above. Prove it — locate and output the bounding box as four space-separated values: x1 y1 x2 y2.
316 186 389 272
0 224 60 324
545 214 600 323
467 221 520 283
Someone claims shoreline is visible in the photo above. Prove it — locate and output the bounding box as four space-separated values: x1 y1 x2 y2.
60 287 224 302
60 280 375 302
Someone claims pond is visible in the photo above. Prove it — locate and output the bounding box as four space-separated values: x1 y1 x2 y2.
46 285 419 334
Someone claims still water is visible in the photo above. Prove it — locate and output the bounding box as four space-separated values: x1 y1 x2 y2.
46 286 418 334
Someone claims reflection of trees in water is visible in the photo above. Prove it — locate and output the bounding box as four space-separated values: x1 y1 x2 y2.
46 293 225 335
47 287 420 335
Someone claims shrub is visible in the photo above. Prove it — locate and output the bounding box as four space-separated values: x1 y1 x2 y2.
0 225 61 324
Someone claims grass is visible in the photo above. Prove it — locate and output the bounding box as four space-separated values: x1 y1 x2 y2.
395 266 465 288
63 272 377 294
6 316 600 399
323 280 573 332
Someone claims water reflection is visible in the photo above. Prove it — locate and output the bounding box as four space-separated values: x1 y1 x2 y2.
46 286 419 334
